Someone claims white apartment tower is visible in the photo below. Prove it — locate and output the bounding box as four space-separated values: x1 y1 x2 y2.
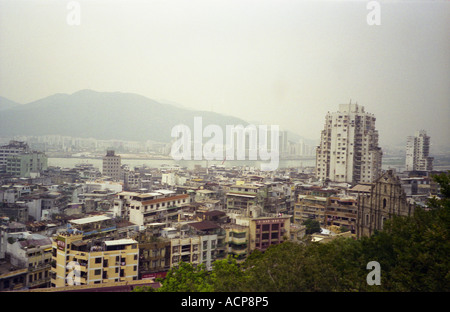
0 140 30 172
102 150 122 181
405 130 433 172
316 103 382 185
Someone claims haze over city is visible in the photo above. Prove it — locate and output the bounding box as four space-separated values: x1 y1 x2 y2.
0 0 449 149
1 0 450 296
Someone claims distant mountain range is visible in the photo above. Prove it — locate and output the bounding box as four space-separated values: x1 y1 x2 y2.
0 90 319 146
0 96 21 111
0 90 254 143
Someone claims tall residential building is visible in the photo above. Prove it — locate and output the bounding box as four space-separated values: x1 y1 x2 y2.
279 130 289 158
6 151 48 178
316 103 382 185
102 150 121 181
0 141 30 172
405 130 433 172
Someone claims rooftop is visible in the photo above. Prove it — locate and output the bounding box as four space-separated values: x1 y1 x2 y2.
69 215 111 225
196 189 215 194
226 192 256 198
18 235 52 248
188 220 221 231
136 192 163 198
202 210 226 217
349 184 372 193
141 194 189 205
104 238 137 246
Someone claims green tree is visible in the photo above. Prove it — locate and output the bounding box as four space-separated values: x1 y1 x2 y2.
155 262 214 292
433 171 450 198
303 219 321 234
241 238 371 292
209 256 248 292
359 171 450 291
132 285 155 292
241 242 308 291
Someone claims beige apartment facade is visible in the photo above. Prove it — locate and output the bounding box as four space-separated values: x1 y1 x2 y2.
51 233 139 288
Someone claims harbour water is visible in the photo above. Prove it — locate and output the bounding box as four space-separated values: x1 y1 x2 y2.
47 157 415 173
48 157 317 172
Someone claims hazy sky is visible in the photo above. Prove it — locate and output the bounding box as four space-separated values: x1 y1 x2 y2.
0 0 449 149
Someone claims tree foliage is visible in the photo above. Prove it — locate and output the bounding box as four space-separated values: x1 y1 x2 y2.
155 262 214 292
302 219 321 234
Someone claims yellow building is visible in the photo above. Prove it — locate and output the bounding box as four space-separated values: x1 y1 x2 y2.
224 224 249 262
51 233 138 288
294 195 328 224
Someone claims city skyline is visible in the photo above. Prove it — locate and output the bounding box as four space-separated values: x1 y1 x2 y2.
0 0 449 149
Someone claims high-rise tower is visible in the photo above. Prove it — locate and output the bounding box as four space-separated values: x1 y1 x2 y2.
405 130 433 172
102 150 122 181
316 103 382 185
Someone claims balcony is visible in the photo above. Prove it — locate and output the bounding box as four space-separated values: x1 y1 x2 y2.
228 247 247 256
28 263 51 272
229 237 247 245
214 251 227 259
28 277 51 288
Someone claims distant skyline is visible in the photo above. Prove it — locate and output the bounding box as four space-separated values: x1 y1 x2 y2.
0 0 449 149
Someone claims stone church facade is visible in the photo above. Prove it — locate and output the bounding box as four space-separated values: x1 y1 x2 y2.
356 170 414 238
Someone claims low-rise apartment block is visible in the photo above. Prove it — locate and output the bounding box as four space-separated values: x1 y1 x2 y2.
7 233 53 289
169 236 201 268
324 196 358 234
249 216 290 252
223 224 249 262
51 233 138 287
127 191 190 226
